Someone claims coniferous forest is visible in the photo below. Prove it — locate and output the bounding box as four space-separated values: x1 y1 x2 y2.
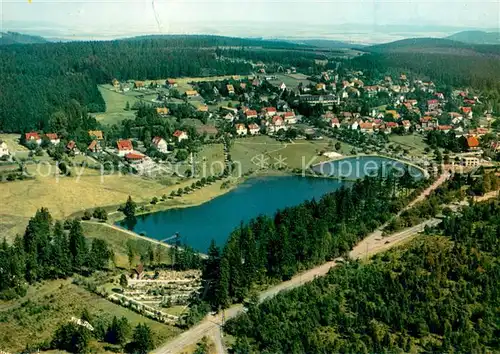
0 36 279 133
224 200 500 353
197 173 424 312
0 208 113 300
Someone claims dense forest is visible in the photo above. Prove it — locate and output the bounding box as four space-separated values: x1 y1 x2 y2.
225 200 500 353
1 36 294 132
195 171 425 313
0 209 113 300
350 51 500 91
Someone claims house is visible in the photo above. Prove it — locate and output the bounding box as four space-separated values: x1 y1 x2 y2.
134 81 145 90
248 123 260 135
227 84 235 95
173 130 188 143
263 107 277 117
117 139 133 156
88 140 102 153
463 157 480 167
269 116 285 133
252 79 261 87
277 82 287 91
402 120 411 130
131 264 144 280
464 99 476 105
420 116 435 129
316 83 326 91
156 107 169 116
359 122 374 133
331 118 340 129
235 123 247 136
438 125 453 133
185 90 199 98
449 112 464 125
224 113 235 123
45 133 60 145
0 141 9 158
240 83 247 90
351 120 360 130
466 136 480 151
25 132 42 146
166 79 177 88
245 110 258 119
283 111 297 125
88 130 104 140
435 92 445 100
460 106 473 119
152 136 168 153
66 140 79 154
197 105 209 113
112 79 120 89
427 99 439 110
299 94 337 105
125 152 146 164
385 110 400 120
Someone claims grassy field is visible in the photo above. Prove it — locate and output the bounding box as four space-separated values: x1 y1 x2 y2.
268 73 313 90
0 163 195 242
95 86 140 125
0 133 28 152
232 136 353 172
388 134 428 156
0 279 180 352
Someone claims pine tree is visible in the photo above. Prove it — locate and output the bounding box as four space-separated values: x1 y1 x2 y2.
51 221 71 276
123 196 136 219
68 219 87 271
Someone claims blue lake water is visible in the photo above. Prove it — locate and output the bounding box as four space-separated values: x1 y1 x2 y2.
121 156 424 252
123 176 346 252
312 156 424 180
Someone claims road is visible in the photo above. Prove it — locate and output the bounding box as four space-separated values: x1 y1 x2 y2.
153 174 450 354
152 218 440 354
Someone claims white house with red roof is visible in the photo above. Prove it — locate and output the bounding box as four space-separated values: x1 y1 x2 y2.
25 132 42 146
427 99 439 110
245 110 258 119
125 152 146 164
117 139 134 157
152 136 168 153
460 106 473 119
235 123 247 136
331 118 340 129
269 116 286 133
45 133 60 145
283 111 297 125
173 130 188 143
263 107 277 117
248 123 260 135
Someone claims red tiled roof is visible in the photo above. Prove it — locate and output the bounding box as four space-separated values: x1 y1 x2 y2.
117 139 133 151
25 132 40 140
152 136 164 145
45 133 58 140
272 116 283 124
67 140 76 149
248 123 259 130
461 106 472 113
264 107 277 113
466 136 480 148
284 111 295 118
88 140 98 151
427 99 438 105
125 152 145 160
173 130 186 137
246 110 258 117
438 125 453 130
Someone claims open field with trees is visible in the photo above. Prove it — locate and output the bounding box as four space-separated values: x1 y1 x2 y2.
0 279 181 352
388 134 428 156
94 86 140 125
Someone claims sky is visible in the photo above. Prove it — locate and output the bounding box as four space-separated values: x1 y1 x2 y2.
1 0 499 42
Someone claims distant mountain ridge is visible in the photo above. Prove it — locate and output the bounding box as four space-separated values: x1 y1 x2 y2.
367 37 500 56
0 31 48 45
447 30 500 45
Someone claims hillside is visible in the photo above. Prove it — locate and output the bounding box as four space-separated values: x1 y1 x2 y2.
447 30 500 45
283 38 365 50
0 31 48 45
225 200 500 353
368 37 500 55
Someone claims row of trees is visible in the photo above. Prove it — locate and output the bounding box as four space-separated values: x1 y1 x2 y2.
197 172 423 311
0 208 113 299
225 200 500 353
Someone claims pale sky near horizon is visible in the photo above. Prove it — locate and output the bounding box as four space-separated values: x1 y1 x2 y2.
1 0 499 39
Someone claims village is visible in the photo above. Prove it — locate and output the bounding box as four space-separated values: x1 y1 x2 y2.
1 65 497 184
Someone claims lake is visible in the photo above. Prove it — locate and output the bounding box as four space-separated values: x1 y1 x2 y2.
312 155 424 180
121 156 424 252
122 175 346 252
